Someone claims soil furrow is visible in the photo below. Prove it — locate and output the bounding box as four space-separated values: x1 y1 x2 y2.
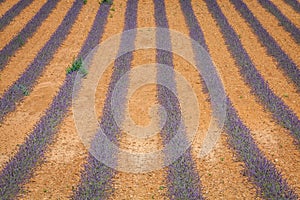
198 0 300 196
271 0 300 28
0 0 46 50
243 0 300 68
217 0 300 123
109 0 167 199
0 0 73 97
165 0 261 199
0 0 93 170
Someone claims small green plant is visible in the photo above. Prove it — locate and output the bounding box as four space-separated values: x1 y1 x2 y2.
159 185 166 190
15 84 29 96
101 0 112 5
66 58 85 74
83 0 87 4
17 35 24 47
110 7 115 11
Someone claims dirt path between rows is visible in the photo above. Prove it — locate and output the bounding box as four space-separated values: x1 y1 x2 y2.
0 0 47 50
0 0 74 96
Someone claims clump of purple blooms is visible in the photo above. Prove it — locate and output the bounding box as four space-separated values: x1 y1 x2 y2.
73 0 138 199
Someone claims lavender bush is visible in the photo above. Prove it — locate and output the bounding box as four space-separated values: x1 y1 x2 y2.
0 0 59 71
225 98 297 199
0 72 76 199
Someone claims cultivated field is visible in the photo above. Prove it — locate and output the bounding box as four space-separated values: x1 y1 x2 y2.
0 0 299 199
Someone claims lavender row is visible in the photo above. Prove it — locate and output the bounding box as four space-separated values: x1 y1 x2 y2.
284 0 300 13
258 0 300 43
0 2 112 199
209 0 300 143
0 0 33 31
0 0 59 71
205 0 298 197
181 0 297 198
0 72 75 199
0 0 83 122
224 98 297 199
154 0 204 199
230 0 300 92
72 0 138 198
